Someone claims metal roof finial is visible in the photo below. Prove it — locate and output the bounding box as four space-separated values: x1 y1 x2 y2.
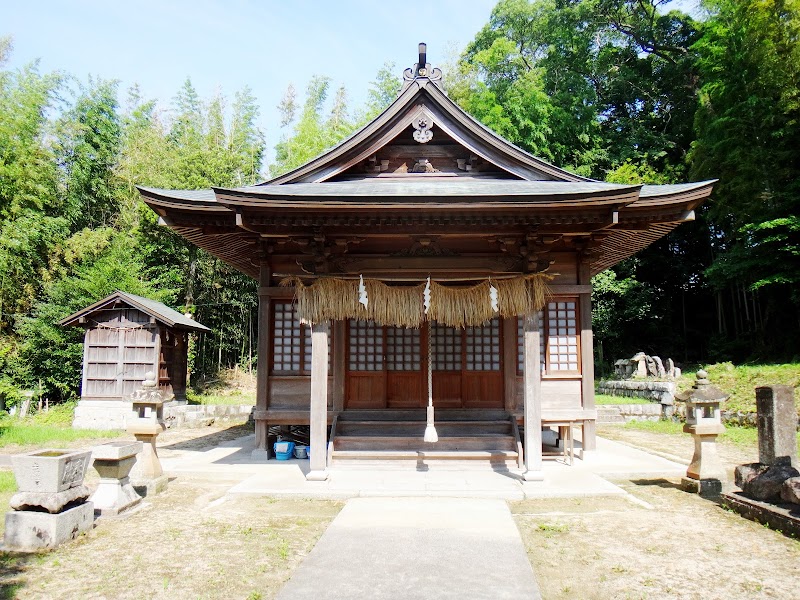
403 42 442 85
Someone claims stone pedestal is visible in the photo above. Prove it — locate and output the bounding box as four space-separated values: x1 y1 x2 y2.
91 441 143 516
3 448 94 551
3 502 94 551
756 385 798 469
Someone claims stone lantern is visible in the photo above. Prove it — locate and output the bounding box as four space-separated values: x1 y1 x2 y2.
676 370 727 496
127 372 170 496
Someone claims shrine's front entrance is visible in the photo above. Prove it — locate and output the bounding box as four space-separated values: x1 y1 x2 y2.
344 319 504 410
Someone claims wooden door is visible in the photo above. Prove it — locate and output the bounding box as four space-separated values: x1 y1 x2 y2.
431 319 504 409
345 320 386 409
463 319 503 408
431 323 463 408
386 326 424 408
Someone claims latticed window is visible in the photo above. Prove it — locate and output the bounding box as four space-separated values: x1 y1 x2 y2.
432 323 462 371
386 326 421 371
466 320 500 371
272 302 329 375
517 300 580 374
348 319 383 371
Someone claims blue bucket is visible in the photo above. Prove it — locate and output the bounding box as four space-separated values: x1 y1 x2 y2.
273 441 295 460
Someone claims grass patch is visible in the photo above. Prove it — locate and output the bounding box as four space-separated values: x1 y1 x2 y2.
623 419 684 435
0 471 17 493
678 362 800 414
0 401 121 449
622 419 800 451
595 394 653 405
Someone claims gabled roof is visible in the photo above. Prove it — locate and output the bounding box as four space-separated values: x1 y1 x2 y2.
60 291 211 332
263 77 590 185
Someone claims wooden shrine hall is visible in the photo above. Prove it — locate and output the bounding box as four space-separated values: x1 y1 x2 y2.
138 45 714 481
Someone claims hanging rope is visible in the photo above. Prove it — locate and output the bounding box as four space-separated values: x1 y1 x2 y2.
424 320 438 443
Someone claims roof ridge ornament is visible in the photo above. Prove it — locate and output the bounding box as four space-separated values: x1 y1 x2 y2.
403 42 442 85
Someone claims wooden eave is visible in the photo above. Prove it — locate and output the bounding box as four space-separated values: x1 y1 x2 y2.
262 78 591 185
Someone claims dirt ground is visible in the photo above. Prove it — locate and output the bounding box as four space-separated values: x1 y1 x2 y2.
0 424 342 600
512 425 800 599
1 423 799 599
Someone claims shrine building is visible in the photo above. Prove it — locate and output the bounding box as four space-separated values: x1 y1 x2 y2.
137 46 714 481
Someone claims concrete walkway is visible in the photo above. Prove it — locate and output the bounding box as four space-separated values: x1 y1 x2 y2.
275 497 541 600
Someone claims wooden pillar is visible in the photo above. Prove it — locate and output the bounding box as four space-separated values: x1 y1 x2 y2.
307 321 330 481
522 313 544 481
502 317 517 413
332 320 345 412
578 260 596 451
252 264 272 459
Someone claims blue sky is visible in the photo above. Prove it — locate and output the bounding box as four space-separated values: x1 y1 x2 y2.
4 0 498 160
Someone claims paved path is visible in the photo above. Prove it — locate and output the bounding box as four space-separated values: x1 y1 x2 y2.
275 497 541 600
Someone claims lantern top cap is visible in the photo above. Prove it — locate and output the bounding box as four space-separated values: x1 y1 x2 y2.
676 369 728 404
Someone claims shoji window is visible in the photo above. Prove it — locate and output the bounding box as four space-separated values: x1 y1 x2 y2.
272 302 330 375
432 323 462 371
466 319 500 371
386 326 421 371
517 300 580 375
348 320 383 371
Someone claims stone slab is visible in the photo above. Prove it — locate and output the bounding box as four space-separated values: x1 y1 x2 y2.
3 502 94 551
10 484 91 513
720 491 800 539
92 441 142 461
275 497 541 600
756 385 798 469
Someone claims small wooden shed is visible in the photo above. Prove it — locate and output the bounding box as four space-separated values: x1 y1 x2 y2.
61 291 210 429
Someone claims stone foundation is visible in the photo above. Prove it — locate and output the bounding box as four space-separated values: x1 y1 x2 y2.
73 400 254 430
3 502 94 551
597 380 676 404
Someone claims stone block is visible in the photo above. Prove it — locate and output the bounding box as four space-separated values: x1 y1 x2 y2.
92 441 142 461
735 462 800 503
132 474 168 497
3 502 94 551
781 477 800 505
681 476 723 497
11 449 91 494
756 385 798 468
10 484 90 514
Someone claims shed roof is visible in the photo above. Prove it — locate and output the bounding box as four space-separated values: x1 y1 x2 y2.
60 291 211 332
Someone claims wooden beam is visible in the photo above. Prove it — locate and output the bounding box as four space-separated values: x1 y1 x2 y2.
307 321 330 481
522 313 544 481
253 264 272 458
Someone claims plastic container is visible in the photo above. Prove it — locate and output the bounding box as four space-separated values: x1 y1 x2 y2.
293 445 308 459
273 441 295 460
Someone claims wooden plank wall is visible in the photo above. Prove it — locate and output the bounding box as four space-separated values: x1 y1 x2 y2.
83 308 158 400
